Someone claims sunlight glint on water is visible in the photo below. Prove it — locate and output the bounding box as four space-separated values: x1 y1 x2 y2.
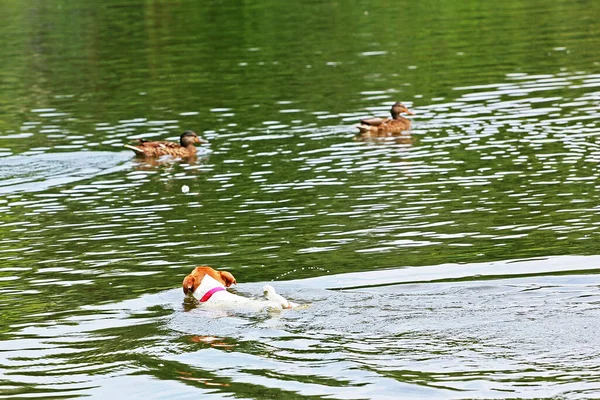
1 0 600 398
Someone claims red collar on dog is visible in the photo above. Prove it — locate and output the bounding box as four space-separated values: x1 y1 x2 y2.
199 287 225 303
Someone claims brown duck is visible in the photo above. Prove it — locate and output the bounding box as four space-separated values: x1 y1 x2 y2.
356 102 414 134
124 130 208 158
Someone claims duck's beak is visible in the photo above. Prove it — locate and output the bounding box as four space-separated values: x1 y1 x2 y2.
196 137 209 144
405 109 415 116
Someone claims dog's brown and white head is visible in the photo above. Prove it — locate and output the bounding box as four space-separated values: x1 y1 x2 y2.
182 265 237 296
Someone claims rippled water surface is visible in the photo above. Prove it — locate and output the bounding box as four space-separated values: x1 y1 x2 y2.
2 0 600 398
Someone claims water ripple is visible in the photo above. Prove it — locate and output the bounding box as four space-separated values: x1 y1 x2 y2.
2 66 600 398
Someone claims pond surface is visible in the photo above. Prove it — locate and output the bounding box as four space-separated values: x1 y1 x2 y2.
1 0 600 398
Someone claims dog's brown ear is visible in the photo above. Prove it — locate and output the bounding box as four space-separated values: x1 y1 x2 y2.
219 271 237 287
182 275 196 295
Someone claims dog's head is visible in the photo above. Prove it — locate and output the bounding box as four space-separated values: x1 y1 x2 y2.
182 265 237 296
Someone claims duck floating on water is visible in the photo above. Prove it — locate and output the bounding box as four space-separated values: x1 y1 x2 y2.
356 102 414 134
124 130 208 158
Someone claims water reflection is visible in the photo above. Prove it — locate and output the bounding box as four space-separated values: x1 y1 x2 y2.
2 0 600 395
354 130 415 145
4 72 599 276
0 151 132 194
2 260 600 399
131 152 211 172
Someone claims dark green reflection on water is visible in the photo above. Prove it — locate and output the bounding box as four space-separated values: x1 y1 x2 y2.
1 0 600 398
6 0 599 258
2 0 600 137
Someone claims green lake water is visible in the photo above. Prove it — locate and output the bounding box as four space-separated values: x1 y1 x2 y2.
1 0 600 398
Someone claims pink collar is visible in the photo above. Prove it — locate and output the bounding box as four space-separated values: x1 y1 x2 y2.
198 286 225 303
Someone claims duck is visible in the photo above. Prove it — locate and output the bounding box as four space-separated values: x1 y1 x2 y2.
124 130 208 158
356 102 414 134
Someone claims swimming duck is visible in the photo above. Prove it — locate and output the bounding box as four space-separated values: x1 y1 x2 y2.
124 130 208 158
356 102 414 134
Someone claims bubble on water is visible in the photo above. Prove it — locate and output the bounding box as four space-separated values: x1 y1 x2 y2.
181 185 190 193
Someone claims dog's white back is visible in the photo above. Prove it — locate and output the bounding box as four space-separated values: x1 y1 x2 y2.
192 275 294 311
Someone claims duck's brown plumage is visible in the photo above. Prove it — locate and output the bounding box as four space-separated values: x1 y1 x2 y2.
125 130 207 158
356 102 414 134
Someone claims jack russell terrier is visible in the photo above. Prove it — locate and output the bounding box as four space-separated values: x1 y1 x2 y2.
182 266 299 311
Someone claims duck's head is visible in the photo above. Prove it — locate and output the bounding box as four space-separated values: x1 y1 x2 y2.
391 102 414 119
180 130 208 147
